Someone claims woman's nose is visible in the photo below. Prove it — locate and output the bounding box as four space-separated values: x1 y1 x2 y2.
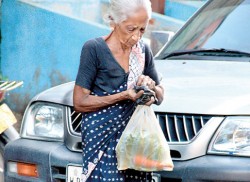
132 31 141 40
135 30 142 37
131 34 140 41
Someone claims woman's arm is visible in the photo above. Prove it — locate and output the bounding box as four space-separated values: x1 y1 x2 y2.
73 85 144 113
141 44 164 105
153 84 164 105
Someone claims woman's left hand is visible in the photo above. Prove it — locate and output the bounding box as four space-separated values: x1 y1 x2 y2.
144 95 156 106
137 75 156 91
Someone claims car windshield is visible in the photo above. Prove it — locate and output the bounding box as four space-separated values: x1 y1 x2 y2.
158 0 250 59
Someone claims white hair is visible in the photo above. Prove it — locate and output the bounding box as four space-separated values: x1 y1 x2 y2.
104 0 152 25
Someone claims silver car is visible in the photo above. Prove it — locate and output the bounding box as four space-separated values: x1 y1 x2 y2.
4 0 250 181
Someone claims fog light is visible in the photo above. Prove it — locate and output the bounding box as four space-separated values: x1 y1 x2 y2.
8 161 39 178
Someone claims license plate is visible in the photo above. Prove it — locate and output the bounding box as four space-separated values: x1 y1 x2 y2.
66 165 161 182
66 164 82 182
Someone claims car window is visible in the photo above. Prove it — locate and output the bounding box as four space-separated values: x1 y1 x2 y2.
160 0 250 57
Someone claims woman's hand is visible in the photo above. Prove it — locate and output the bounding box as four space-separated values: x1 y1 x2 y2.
144 94 156 106
126 88 155 106
136 75 164 105
125 89 144 102
137 75 156 91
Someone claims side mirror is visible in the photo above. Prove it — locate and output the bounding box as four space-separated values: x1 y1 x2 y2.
150 30 175 55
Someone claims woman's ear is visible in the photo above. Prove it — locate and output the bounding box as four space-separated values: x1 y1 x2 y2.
110 23 115 31
108 15 115 31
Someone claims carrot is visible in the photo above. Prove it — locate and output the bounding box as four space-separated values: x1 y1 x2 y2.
133 155 173 170
0 91 4 102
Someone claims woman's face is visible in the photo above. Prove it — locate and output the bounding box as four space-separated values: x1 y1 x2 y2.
115 7 149 48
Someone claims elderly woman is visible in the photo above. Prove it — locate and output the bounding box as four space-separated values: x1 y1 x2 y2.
73 0 164 181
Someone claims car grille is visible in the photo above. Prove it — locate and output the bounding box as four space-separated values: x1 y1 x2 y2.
156 112 212 143
70 108 82 134
52 166 66 182
69 107 212 143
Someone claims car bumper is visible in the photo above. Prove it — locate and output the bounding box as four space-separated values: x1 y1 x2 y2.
5 139 250 182
4 138 82 182
156 155 250 182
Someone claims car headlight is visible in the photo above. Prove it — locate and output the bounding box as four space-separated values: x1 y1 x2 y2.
21 102 65 141
208 117 250 156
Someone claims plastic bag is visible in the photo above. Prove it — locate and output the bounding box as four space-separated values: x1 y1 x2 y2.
115 105 174 172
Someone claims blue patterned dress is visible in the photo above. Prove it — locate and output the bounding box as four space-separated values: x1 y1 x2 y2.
75 37 160 182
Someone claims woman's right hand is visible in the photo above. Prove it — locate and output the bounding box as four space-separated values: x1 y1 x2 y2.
125 89 144 102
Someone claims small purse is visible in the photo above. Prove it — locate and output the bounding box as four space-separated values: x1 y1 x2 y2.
134 85 157 105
